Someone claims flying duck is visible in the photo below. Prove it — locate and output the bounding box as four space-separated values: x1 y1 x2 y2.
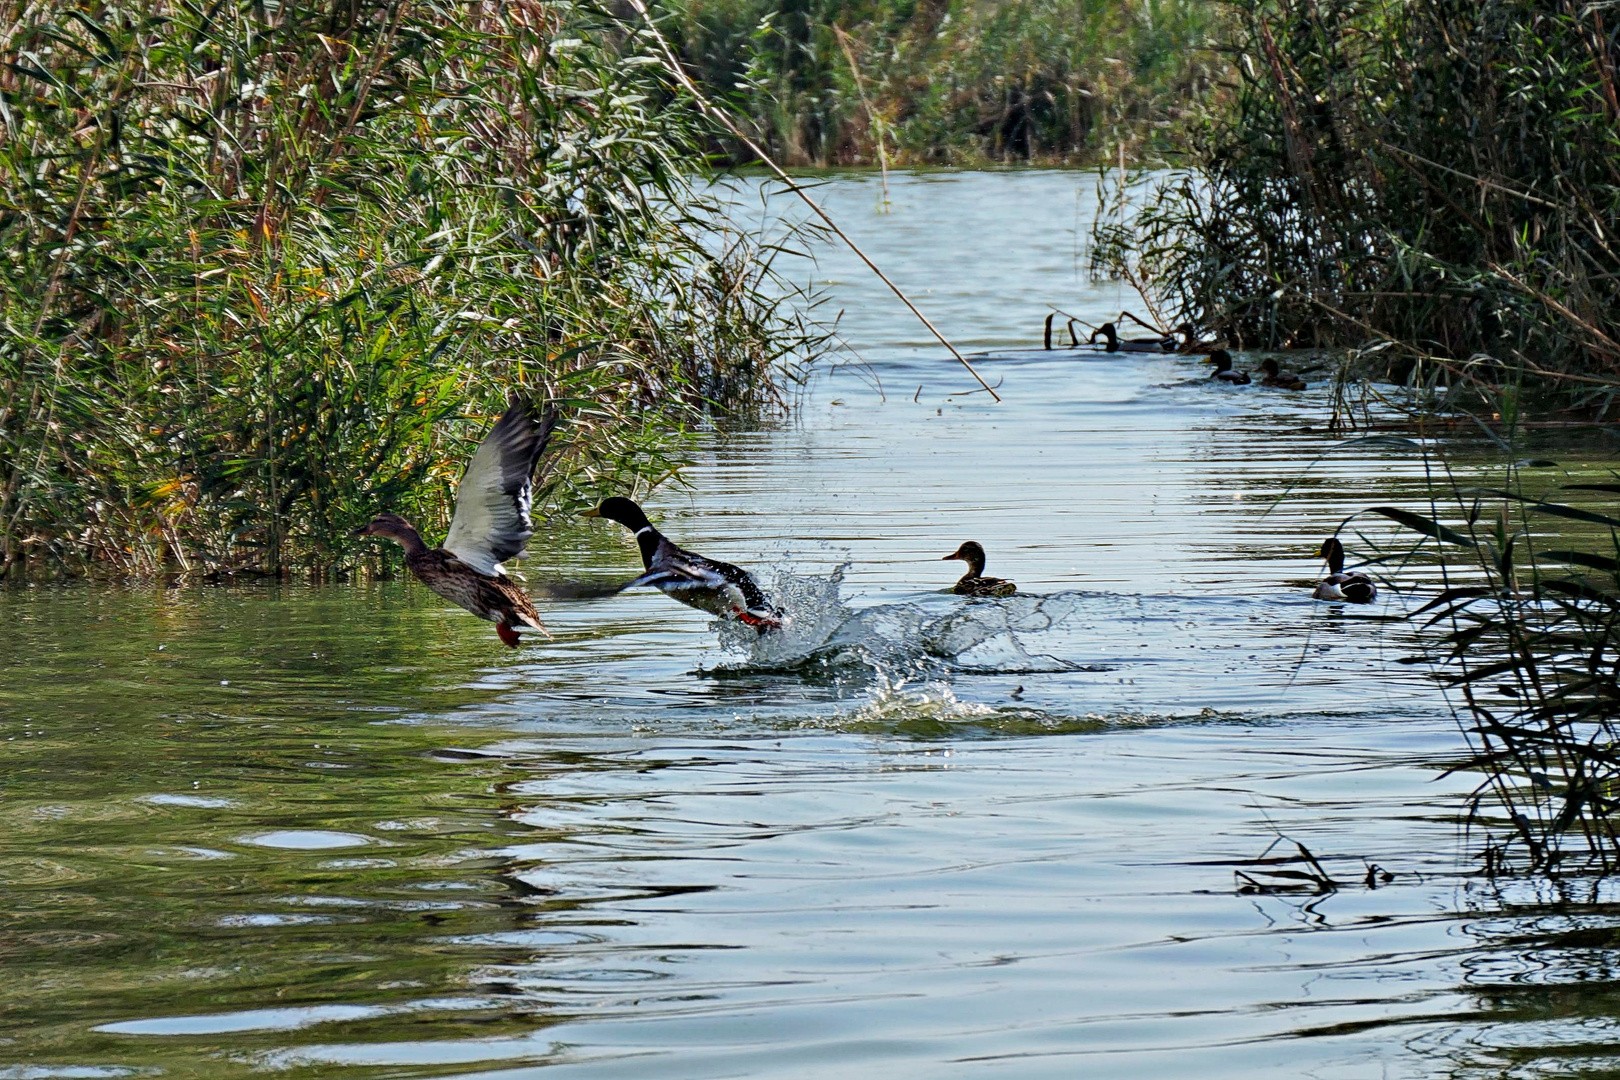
585 497 783 630
354 399 561 648
1208 349 1251 384
942 541 1017 597
1088 321 1177 354
1312 537 1377 603
1260 358 1307 390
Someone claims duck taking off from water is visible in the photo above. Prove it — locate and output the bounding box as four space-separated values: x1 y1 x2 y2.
1207 349 1251 384
1259 358 1307 390
1312 537 1377 603
354 399 563 648
584 497 783 631
942 541 1017 597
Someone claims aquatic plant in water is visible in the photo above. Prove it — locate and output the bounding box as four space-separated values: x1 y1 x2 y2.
1348 447 1620 874
0 0 825 580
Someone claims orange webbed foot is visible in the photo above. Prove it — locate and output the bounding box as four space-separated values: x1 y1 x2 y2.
733 608 783 632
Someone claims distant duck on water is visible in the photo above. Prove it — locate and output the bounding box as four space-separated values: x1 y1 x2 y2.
942 541 1017 597
354 399 561 648
1260 358 1308 391
1089 321 1178 354
1208 349 1251 384
1312 536 1377 603
585 497 783 631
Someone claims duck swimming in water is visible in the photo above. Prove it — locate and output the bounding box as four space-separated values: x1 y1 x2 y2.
585 497 783 631
942 541 1017 597
1312 536 1377 603
354 399 559 648
1208 349 1251 384
1259 358 1308 390
1088 321 1178 354
1173 323 1221 353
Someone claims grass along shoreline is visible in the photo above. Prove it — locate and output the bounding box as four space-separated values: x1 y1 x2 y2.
670 0 1231 167
0 0 825 582
1089 0 1620 405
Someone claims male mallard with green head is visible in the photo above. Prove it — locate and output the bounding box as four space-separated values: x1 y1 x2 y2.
354 399 559 648
585 497 783 631
1312 536 1377 603
1260 358 1307 390
1088 321 1177 354
1207 349 1251 384
942 541 1017 597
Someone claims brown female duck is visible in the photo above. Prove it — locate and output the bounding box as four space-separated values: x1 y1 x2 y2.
942 541 1017 597
354 399 559 648
1259 358 1307 390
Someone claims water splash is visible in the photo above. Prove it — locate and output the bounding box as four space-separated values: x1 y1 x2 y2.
709 567 1087 677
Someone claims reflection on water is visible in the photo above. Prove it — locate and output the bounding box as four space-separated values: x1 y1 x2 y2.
2 171 1618 1078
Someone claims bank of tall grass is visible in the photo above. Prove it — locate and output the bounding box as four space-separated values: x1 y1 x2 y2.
1093 0 1620 396
0 0 822 580
671 0 1229 165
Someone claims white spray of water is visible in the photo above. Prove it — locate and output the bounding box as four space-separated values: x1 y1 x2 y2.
710 566 1083 677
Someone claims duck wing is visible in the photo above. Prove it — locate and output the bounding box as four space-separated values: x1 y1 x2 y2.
632 548 731 592
442 399 558 577
708 556 775 614
634 547 775 613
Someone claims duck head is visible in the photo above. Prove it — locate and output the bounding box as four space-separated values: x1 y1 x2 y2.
353 513 426 553
1260 358 1281 377
1319 536 1346 575
584 496 653 534
1207 349 1234 373
943 540 988 577
1088 322 1120 351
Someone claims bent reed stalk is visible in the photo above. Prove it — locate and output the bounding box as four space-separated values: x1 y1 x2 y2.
0 0 825 581
1091 0 1620 400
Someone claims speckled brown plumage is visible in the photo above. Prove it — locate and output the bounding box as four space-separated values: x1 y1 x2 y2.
354 399 556 648
406 548 543 634
942 541 1017 597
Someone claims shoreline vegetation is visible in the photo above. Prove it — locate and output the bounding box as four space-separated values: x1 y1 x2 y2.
1091 0 1620 408
8 0 1620 583
0 0 823 581
669 0 1231 166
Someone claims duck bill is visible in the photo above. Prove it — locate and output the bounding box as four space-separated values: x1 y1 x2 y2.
581 508 602 518
351 525 371 537
941 553 961 561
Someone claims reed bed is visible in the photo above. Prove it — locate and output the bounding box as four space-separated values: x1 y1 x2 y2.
0 0 824 580
1091 0 1620 395
669 0 1229 165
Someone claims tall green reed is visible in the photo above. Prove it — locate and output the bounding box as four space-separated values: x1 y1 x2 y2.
0 0 823 580
1353 444 1620 875
1091 0 1620 393
669 0 1229 165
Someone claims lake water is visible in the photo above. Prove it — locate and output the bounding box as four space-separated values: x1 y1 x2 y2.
3 171 1615 1079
